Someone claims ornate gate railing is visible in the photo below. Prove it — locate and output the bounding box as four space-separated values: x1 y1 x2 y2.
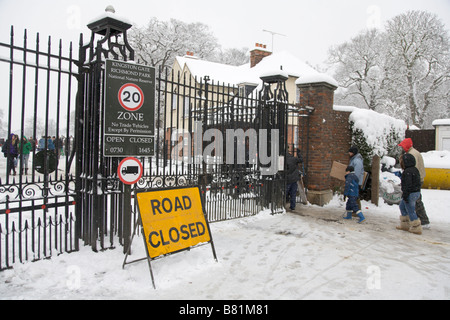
0 27 79 270
1 10 311 271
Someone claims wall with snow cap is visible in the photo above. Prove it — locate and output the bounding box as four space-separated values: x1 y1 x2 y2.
349 108 407 159
295 73 339 89
433 119 450 152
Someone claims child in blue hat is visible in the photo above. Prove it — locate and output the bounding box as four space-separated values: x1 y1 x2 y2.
343 166 366 223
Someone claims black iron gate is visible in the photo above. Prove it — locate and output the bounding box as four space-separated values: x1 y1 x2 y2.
1 17 311 270
0 27 78 270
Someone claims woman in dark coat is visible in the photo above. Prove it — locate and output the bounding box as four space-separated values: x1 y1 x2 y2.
396 153 422 235
2 133 19 176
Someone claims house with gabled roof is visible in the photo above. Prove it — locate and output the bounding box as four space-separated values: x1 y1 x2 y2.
171 43 332 105
166 43 337 136
167 44 346 206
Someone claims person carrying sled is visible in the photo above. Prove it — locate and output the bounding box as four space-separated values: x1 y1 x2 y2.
343 166 366 223
396 153 422 235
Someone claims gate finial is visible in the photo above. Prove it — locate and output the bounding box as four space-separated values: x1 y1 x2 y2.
105 5 115 13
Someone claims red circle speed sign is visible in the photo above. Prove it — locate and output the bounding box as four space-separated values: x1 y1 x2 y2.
118 83 145 111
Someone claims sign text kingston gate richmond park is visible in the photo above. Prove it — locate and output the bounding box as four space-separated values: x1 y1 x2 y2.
104 59 156 157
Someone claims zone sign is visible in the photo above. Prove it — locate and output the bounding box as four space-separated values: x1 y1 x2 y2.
104 59 155 158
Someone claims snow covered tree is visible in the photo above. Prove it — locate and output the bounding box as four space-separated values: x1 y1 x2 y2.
329 10 450 128
328 29 388 111
385 11 450 128
129 17 249 73
129 18 220 72
213 47 249 66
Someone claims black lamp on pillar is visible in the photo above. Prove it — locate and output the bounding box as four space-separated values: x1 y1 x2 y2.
84 5 134 62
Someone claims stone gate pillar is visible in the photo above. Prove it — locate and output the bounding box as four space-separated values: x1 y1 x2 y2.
296 75 338 206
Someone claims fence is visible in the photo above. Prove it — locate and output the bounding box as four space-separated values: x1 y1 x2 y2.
0 26 79 270
1 21 311 270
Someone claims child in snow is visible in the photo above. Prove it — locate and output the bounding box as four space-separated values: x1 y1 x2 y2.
396 153 422 235
343 166 366 223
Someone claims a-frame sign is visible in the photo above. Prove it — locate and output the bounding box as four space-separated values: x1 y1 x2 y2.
122 186 218 289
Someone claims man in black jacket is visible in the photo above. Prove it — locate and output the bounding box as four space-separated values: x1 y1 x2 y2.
286 150 303 211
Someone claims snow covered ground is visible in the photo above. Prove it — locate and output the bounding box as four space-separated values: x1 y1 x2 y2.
1 188 449 300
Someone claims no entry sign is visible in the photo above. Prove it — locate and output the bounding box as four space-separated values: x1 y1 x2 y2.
104 60 155 157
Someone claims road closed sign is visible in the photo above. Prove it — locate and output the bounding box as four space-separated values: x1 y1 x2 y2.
136 187 213 259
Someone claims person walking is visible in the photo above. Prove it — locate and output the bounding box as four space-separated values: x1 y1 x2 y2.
398 138 430 229
285 150 302 211
396 153 422 235
18 136 32 175
343 166 366 223
348 146 364 209
2 133 19 176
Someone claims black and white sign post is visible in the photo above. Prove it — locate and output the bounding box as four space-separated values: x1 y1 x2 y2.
104 60 155 252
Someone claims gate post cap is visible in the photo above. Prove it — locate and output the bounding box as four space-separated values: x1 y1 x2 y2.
87 6 132 36
295 73 338 89
105 5 116 13
259 70 289 84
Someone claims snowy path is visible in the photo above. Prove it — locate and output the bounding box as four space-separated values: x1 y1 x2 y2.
1 190 449 300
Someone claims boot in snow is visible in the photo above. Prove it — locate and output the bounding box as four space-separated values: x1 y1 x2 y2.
409 219 422 235
356 211 366 223
396 216 410 231
343 211 352 220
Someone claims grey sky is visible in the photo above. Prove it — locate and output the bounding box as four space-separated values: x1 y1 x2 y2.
1 0 450 67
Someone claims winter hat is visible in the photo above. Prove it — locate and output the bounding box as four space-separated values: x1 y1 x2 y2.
402 153 416 168
348 146 358 155
398 138 413 152
346 166 354 172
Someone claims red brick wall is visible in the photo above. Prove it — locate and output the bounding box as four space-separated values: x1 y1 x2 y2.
329 109 352 191
297 82 352 192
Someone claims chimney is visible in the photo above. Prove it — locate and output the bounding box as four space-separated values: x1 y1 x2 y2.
250 43 272 68
184 51 199 59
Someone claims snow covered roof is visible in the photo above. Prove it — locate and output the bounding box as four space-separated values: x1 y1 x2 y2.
175 50 337 89
251 51 319 78
295 73 339 88
432 119 450 126
175 56 249 86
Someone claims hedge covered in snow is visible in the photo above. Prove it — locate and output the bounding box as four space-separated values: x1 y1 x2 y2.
348 108 407 168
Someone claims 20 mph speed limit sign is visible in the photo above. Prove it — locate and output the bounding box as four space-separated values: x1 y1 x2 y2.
104 60 155 158
118 83 144 111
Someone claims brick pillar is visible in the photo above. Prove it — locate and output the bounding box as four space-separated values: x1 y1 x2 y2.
297 78 338 206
